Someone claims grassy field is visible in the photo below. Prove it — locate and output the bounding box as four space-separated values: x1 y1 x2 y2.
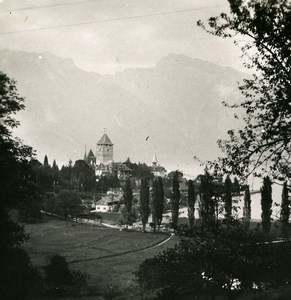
90 211 120 224
22 215 179 297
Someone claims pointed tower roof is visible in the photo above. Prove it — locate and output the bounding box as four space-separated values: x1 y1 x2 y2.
97 133 113 145
88 149 95 157
152 152 158 165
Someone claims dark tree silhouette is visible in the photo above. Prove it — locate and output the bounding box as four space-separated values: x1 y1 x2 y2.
152 177 164 232
44 254 88 297
60 162 73 188
261 176 273 234
232 177 240 195
198 0 291 183
224 175 232 221
280 182 290 233
187 180 196 229
137 220 291 299
73 160 95 191
170 171 180 230
123 177 133 227
199 172 215 228
243 185 251 227
0 72 42 299
140 178 150 231
43 155 49 167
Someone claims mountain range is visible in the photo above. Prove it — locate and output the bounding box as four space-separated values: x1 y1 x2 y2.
0 49 246 175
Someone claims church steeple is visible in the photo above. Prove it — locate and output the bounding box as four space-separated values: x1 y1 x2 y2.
152 152 158 166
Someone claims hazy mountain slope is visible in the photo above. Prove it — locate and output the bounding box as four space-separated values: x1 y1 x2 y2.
0 49 245 173
108 53 245 167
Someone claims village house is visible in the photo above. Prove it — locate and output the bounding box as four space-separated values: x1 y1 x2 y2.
95 192 122 212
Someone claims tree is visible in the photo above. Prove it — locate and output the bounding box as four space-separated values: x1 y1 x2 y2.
53 190 82 219
243 185 251 227
0 246 43 300
136 162 154 179
152 177 164 232
43 155 49 167
187 180 196 229
96 175 109 193
17 179 42 223
280 181 290 233
59 162 73 188
232 177 240 195
198 0 291 184
52 159 59 185
44 254 88 297
119 206 137 226
199 172 216 228
0 72 42 298
261 176 273 234
224 175 233 221
170 171 180 230
108 173 120 188
72 160 95 191
140 178 150 231
123 177 133 227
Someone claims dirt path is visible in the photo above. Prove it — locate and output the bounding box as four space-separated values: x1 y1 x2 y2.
69 233 174 264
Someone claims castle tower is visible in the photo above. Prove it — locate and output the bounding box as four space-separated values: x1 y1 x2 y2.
96 132 113 164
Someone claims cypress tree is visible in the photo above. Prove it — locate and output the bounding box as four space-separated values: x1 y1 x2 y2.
170 171 180 230
187 180 195 229
156 177 164 231
140 178 150 232
280 182 290 233
224 175 232 221
199 171 215 228
44 155 49 167
52 159 59 185
261 176 272 234
152 178 159 232
233 177 240 195
123 177 133 227
52 159 58 169
243 185 251 227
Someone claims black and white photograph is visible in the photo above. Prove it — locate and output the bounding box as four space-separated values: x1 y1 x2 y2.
0 0 291 299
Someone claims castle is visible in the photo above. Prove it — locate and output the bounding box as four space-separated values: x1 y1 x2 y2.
84 133 131 179
84 132 167 179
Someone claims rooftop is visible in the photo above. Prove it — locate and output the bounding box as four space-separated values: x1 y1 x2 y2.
87 149 95 157
97 133 113 145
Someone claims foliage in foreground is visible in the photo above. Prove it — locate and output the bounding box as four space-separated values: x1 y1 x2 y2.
198 0 291 184
0 71 44 299
137 220 291 299
44 254 89 297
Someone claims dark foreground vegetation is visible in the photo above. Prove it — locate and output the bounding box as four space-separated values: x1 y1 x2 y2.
137 220 291 300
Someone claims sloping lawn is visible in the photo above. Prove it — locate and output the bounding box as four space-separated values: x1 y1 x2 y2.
22 215 179 297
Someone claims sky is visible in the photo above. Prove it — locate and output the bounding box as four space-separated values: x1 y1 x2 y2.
0 0 244 74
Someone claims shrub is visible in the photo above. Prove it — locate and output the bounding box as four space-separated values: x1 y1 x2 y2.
44 254 88 297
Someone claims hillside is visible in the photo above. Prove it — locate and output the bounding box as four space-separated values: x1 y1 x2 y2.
0 49 245 173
